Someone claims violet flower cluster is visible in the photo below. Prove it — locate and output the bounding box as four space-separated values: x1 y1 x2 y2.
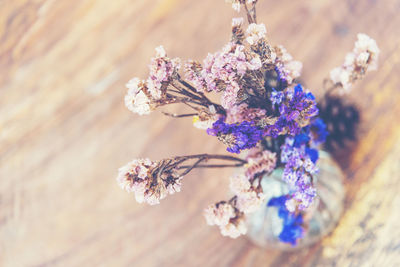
117 0 379 243
268 195 304 245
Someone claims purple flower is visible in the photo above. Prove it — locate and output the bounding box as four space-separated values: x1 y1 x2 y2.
280 137 318 211
310 118 329 146
270 89 284 105
268 195 304 245
264 84 319 137
207 118 264 154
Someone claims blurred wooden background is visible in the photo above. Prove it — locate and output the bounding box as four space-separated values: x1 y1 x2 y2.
1 0 400 266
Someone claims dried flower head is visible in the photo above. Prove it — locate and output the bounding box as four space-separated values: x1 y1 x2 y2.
225 0 241 12
245 148 277 177
125 78 153 115
246 23 267 45
330 33 379 93
219 216 247 238
148 45 181 98
117 159 182 205
204 202 235 226
275 45 303 84
236 191 266 213
204 201 247 238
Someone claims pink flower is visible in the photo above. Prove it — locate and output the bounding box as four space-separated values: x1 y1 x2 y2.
330 33 380 93
220 217 247 238
245 148 277 178
124 78 152 115
232 17 244 27
184 60 206 92
236 191 265 213
275 45 302 84
225 103 266 124
225 0 241 12
221 83 240 109
246 23 267 45
148 45 181 99
230 174 251 195
204 202 235 226
117 158 157 203
117 159 183 205
204 201 248 238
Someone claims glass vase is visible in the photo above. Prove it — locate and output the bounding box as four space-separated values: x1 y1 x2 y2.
246 151 345 249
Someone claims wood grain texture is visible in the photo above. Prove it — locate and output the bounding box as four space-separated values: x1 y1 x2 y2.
1 0 400 266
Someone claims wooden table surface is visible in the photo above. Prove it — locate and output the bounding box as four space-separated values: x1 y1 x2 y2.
1 0 400 266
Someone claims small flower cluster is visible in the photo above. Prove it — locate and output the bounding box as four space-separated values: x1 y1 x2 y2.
274 45 303 85
117 158 182 205
268 195 304 245
244 147 277 178
330 33 380 92
225 0 257 12
207 118 264 153
118 0 379 244
204 201 247 238
125 46 181 115
230 174 265 213
266 84 319 137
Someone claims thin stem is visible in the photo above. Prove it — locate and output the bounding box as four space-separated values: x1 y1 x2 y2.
180 157 206 176
178 163 245 169
244 2 254 24
162 112 198 118
175 153 247 164
251 2 257 23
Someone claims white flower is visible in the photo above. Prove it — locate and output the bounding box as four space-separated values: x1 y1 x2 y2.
155 45 166 58
330 67 351 92
232 17 244 27
204 203 235 226
165 176 182 195
225 0 241 12
275 45 302 84
329 33 379 92
192 116 216 130
220 218 247 238
124 78 152 115
248 56 262 70
236 191 265 213
246 23 267 45
229 174 251 195
354 33 380 70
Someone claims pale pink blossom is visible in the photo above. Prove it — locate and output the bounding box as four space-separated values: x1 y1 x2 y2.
248 56 262 70
117 159 182 205
275 45 302 84
204 202 235 226
354 33 379 70
148 45 181 98
236 191 266 213
201 42 260 97
220 217 247 238
225 0 241 12
245 148 277 178
124 78 152 115
221 83 241 109
330 33 379 93
330 67 351 91
230 174 251 195
246 23 267 45
225 103 266 124
184 60 206 92
232 17 244 27
165 176 182 195
117 158 157 203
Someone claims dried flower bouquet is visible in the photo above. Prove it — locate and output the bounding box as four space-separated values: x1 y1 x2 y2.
117 0 379 245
